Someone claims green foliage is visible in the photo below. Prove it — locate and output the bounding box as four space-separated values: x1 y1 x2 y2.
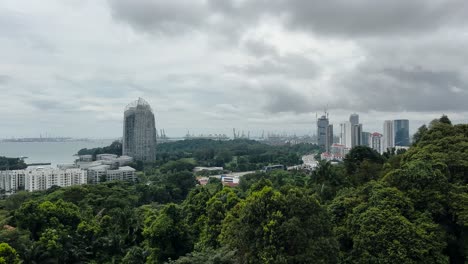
144 204 192 263
159 159 196 174
0 243 19 264
156 139 316 170
221 186 338 263
0 157 27 170
77 140 122 158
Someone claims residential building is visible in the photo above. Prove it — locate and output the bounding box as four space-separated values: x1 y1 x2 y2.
123 98 157 161
87 165 110 184
340 121 353 149
24 168 87 192
106 166 136 182
383 120 394 152
370 132 383 154
0 170 25 194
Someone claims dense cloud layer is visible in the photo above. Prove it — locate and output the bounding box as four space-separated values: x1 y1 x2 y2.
0 0 467 138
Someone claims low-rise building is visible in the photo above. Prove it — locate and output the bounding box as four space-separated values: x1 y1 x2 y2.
106 166 136 182
24 167 87 192
0 170 26 194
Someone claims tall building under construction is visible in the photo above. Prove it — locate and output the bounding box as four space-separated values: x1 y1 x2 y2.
123 98 157 161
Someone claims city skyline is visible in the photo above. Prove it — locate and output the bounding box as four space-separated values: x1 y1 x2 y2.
1 1 468 138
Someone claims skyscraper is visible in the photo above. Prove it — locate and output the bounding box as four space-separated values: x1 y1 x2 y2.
361 131 371 147
349 113 359 125
394 119 410 146
344 113 362 148
370 132 383 154
351 123 363 147
383 120 394 152
326 124 333 153
123 98 157 161
340 121 353 149
317 115 329 150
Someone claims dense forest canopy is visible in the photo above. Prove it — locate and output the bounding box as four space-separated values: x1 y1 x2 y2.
0 116 466 263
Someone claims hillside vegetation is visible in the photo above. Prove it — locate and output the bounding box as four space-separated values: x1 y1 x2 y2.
0 116 466 263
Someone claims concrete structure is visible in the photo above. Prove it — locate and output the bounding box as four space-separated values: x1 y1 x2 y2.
370 132 383 154
24 168 87 192
78 155 93 162
96 154 118 160
123 98 157 161
106 166 136 182
87 165 110 184
383 120 394 152
394 119 410 146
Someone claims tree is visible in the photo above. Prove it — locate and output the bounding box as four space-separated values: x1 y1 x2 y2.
0 243 20 264
221 186 338 263
329 182 447 263
439 115 452 125
144 204 192 263
412 124 428 145
344 146 384 175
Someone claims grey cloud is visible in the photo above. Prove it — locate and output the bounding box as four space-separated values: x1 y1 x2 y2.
381 67 464 88
208 0 468 37
339 65 468 112
29 98 76 112
275 0 468 37
0 75 11 85
242 38 278 58
229 53 319 79
107 0 207 34
263 85 313 113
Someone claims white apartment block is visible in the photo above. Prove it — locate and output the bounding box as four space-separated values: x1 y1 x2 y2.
383 120 394 152
24 168 87 192
0 170 26 194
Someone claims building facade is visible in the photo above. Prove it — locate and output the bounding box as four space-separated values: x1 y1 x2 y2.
326 124 334 153
340 121 353 149
383 120 394 152
361 132 371 147
123 98 157 161
24 168 87 192
394 119 410 146
351 123 363 147
0 170 25 194
349 113 359 126
317 115 329 149
370 132 383 154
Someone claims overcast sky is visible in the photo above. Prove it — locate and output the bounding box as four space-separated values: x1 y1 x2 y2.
1 0 467 138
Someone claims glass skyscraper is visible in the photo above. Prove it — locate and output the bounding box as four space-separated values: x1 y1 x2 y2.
394 119 410 146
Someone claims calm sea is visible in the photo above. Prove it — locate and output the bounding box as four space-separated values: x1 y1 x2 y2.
0 140 115 166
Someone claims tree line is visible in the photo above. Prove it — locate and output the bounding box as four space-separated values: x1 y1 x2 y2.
0 115 466 263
